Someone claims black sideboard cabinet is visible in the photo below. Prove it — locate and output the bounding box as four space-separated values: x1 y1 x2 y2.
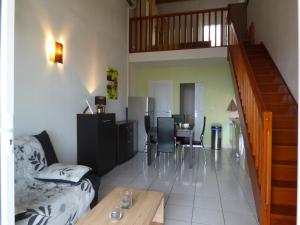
77 113 116 176
116 120 138 164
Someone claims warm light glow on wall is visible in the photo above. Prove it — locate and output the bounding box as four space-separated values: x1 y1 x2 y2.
86 73 99 94
48 41 63 64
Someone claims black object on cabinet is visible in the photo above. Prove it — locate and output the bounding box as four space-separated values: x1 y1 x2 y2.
116 121 137 164
77 113 116 176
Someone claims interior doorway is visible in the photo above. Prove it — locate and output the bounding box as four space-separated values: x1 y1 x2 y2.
149 80 173 126
180 83 195 125
180 83 205 142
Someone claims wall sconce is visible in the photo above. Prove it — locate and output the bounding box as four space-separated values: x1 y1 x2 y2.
49 41 63 64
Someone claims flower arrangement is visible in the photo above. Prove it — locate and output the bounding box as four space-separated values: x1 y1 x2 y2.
106 66 118 100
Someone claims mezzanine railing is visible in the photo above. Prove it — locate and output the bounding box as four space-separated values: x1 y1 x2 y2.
129 7 228 53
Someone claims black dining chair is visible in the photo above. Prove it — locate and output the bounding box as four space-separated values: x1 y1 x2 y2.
172 114 185 124
182 116 206 149
144 115 151 151
172 114 185 145
144 115 156 149
157 117 176 157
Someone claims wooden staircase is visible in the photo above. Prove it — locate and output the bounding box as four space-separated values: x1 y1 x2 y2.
244 43 298 225
228 3 298 224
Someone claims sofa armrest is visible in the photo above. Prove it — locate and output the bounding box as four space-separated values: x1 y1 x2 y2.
85 173 101 208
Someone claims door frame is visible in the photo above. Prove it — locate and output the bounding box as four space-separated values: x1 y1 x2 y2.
194 83 205 142
0 0 15 224
149 80 173 124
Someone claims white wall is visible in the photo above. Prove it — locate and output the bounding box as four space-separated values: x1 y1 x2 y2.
129 47 227 62
15 0 129 164
248 0 298 101
158 0 240 13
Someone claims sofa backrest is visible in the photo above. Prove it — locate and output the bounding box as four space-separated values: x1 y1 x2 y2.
14 136 48 191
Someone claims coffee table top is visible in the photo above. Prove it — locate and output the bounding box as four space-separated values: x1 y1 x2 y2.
76 187 164 225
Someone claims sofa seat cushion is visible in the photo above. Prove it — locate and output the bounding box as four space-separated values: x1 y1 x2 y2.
15 178 94 225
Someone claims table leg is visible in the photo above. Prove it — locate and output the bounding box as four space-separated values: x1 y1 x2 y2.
147 133 151 165
189 134 193 168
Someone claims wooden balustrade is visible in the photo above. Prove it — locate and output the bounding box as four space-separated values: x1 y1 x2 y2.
129 7 228 53
228 6 272 225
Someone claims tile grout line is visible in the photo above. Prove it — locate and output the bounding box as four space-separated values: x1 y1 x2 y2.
226 152 260 223
127 152 158 188
191 149 202 225
214 150 227 225
164 151 183 207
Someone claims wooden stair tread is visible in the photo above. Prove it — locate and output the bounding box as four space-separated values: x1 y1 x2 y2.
273 115 298 119
273 160 297 166
270 215 296 225
271 204 296 216
272 161 297 182
262 94 294 105
255 75 281 79
263 92 289 95
251 63 273 68
262 93 291 99
257 81 283 86
272 128 298 142
273 145 297 149
272 180 297 188
273 145 297 162
255 75 278 79
255 72 278 76
273 116 298 124
269 108 297 116
259 83 286 87
245 48 265 52
249 60 272 64
266 103 296 107
259 85 287 93
273 128 297 132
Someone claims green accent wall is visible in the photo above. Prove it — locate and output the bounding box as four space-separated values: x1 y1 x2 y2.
136 62 236 147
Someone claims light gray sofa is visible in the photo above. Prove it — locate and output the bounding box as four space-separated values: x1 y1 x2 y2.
14 135 95 225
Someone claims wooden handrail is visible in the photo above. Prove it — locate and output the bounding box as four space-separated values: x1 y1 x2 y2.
130 7 228 20
129 7 228 53
228 3 272 225
239 34 266 112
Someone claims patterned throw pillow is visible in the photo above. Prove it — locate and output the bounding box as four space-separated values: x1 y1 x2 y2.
34 163 91 184
14 136 48 179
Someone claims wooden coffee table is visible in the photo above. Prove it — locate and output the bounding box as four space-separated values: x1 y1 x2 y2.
76 187 164 225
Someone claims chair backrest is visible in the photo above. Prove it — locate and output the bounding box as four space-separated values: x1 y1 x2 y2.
144 115 151 134
199 116 206 145
172 114 185 124
157 117 175 153
201 116 206 135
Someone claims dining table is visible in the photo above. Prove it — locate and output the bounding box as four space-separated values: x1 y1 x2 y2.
148 126 195 168
176 127 194 168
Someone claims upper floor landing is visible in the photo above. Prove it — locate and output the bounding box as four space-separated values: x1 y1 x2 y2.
129 7 229 54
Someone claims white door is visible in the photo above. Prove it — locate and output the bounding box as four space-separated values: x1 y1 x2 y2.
194 83 205 142
0 0 15 224
149 80 173 126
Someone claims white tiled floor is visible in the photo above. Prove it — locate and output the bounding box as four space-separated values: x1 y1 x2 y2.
98 148 259 225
